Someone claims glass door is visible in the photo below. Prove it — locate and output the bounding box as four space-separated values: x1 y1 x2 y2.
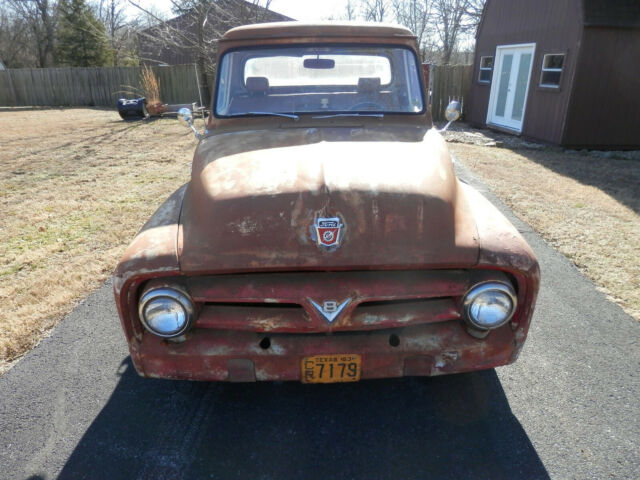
487 44 535 132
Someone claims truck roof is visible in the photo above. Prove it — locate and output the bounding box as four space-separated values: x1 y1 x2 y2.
220 21 416 42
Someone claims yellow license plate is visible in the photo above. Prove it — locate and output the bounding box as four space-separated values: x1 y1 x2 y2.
301 354 361 383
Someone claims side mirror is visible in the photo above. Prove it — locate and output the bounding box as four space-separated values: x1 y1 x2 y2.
178 107 193 125
440 100 462 132
178 107 203 140
445 100 461 122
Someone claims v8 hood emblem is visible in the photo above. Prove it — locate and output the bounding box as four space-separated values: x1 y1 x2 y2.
309 299 351 324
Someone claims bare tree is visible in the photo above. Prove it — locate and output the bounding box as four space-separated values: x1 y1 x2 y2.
432 0 484 64
93 0 138 65
463 0 485 26
326 0 360 21
344 0 358 21
347 0 484 64
130 0 279 104
6 0 58 67
130 2 168 28
361 0 389 22
392 0 436 57
0 7 36 67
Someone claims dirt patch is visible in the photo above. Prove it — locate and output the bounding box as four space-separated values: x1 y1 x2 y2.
0 108 196 374
450 143 640 321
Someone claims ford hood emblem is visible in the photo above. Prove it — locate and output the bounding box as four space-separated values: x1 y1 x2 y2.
311 216 343 249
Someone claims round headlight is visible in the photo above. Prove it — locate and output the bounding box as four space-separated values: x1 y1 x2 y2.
139 288 195 338
463 282 517 330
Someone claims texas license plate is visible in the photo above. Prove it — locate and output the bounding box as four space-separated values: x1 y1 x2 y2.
301 354 361 383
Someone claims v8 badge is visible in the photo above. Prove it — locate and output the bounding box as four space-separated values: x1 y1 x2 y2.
309 298 351 323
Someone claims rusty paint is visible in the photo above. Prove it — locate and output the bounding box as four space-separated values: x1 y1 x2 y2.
127 320 517 382
179 129 479 274
113 22 539 382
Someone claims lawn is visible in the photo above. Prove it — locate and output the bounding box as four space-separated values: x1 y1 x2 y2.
0 108 637 374
0 108 193 373
450 143 639 322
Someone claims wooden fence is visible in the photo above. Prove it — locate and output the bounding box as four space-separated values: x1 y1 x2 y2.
0 64 203 107
429 64 472 122
0 63 472 119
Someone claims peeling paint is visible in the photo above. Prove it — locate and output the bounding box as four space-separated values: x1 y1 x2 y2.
228 218 260 236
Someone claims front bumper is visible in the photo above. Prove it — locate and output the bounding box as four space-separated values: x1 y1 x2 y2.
129 320 518 382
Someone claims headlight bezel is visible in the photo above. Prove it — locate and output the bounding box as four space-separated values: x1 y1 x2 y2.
462 281 518 331
138 287 195 338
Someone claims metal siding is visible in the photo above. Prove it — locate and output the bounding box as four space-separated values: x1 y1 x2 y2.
582 0 640 28
563 27 640 148
468 0 583 144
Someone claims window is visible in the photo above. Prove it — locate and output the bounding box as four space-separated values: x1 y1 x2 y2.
540 54 565 88
478 56 493 83
215 45 425 116
245 54 392 87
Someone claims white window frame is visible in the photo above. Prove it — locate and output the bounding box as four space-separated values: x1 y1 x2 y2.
539 53 565 88
478 56 493 83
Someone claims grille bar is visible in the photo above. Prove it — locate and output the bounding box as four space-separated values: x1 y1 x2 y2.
196 298 459 333
188 270 469 332
197 304 311 333
188 270 470 304
349 298 460 331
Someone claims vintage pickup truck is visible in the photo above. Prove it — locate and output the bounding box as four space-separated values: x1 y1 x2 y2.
113 22 539 383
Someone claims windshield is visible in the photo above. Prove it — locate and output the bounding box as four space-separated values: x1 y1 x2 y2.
215 45 425 117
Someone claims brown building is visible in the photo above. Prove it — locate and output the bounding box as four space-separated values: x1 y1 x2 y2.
139 1 291 66
467 0 640 149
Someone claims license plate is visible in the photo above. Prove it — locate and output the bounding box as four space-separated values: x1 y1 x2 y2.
301 354 361 383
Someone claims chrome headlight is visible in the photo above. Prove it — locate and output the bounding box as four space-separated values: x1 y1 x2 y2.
138 288 195 338
463 281 517 330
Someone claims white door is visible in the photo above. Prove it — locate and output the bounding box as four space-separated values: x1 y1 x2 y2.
487 43 535 132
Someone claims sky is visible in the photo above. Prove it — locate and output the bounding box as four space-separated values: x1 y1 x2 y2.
269 0 349 21
130 0 351 22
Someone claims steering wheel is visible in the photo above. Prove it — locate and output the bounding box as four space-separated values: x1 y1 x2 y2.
349 102 385 111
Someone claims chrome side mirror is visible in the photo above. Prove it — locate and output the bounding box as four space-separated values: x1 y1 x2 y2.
178 107 203 140
439 100 462 132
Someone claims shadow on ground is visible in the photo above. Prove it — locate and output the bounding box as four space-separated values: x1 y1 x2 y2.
513 148 640 215
441 121 640 215
58 359 548 480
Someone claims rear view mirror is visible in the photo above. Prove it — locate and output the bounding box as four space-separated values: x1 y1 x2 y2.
303 58 335 69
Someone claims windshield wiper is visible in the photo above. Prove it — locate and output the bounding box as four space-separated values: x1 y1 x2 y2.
229 111 299 120
312 113 384 119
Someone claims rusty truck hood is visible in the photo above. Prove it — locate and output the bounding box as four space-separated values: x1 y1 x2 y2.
178 127 479 273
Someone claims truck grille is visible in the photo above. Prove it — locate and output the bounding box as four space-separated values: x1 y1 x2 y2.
187 270 470 333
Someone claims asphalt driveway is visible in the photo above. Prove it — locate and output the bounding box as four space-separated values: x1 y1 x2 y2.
1 162 638 480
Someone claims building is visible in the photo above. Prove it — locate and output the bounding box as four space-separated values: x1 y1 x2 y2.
139 1 291 66
467 0 640 149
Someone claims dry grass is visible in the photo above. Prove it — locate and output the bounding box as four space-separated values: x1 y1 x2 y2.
0 108 193 374
140 66 161 105
451 143 640 321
